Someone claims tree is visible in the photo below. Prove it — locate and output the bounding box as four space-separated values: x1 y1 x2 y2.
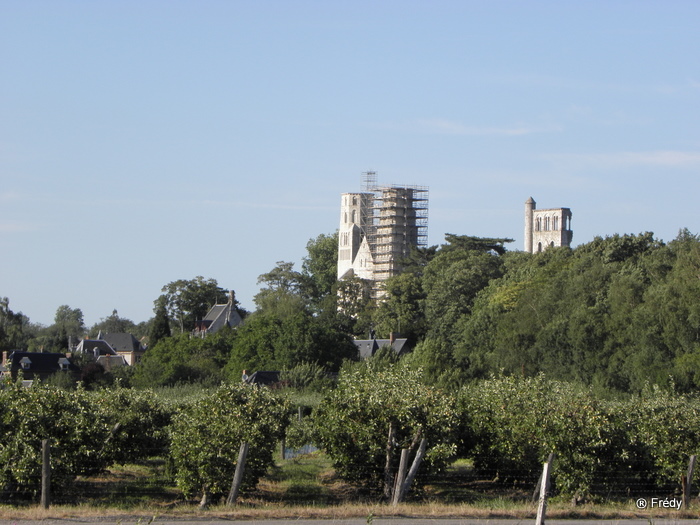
372 272 425 342
335 275 375 338
158 277 229 333
132 330 236 387
0 297 28 352
149 298 171 348
314 363 458 497
169 383 289 505
302 232 339 307
253 261 308 317
225 309 357 377
90 309 136 336
53 305 85 339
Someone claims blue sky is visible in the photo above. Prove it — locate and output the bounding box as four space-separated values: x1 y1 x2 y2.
1 0 698 327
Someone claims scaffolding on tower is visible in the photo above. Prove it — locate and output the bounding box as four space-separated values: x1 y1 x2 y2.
369 183 429 286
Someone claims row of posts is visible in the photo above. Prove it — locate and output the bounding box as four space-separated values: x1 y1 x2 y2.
534 453 698 525
36 440 700 513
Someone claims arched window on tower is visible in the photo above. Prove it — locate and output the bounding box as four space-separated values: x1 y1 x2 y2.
537 242 542 253
536 218 541 231
344 212 348 224
553 216 559 230
351 210 356 223
352 196 357 205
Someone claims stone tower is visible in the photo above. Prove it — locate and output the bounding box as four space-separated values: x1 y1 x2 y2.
524 197 573 253
337 192 374 281
337 173 428 298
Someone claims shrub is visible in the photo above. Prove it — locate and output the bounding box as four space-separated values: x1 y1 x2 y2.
169 382 289 504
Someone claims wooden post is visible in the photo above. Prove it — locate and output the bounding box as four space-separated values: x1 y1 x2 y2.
226 442 249 506
684 454 697 510
535 453 556 525
383 422 396 500
400 438 427 501
41 439 50 509
391 448 410 506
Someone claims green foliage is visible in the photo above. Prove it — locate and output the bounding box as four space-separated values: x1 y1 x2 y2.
0 382 113 496
372 272 425 341
93 387 173 465
169 382 290 501
302 232 339 307
280 362 333 391
53 304 86 339
620 383 700 486
89 309 137 338
225 311 357 378
452 231 700 393
314 363 458 492
158 276 230 333
0 297 30 352
133 330 236 387
459 374 626 497
149 298 172 348
335 275 375 338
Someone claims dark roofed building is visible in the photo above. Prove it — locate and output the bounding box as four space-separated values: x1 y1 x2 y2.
98 332 145 365
74 339 116 357
244 371 280 386
353 334 411 359
194 291 243 337
2 351 79 381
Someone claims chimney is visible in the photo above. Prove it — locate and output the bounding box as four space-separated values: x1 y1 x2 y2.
390 332 396 345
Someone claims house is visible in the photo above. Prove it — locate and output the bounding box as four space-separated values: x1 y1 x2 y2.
353 333 412 359
244 371 281 386
73 338 126 370
97 332 146 365
193 291 243 337
1 351 79 382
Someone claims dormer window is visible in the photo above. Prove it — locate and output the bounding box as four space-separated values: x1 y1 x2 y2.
20 357 31 370
59 358 70 371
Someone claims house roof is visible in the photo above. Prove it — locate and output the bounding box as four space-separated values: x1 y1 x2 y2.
245 371 280 385
201 292 243 334
98 332 144 353
353 338 411 359
74 339 117 356
7 352 79 375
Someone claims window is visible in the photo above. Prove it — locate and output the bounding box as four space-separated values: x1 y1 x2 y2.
553 216 559 230
537 242 542 253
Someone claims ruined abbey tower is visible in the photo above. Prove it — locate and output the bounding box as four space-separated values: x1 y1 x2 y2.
338 172 428 297
524 197 573 253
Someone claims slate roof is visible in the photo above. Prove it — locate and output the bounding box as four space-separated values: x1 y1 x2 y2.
98 332 144 353
74 339 117 356
6 351 79 380
244 371 280 386
353 338 411 359
198 294 243 335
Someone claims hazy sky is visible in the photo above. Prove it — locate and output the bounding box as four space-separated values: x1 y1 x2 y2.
2 0 698 326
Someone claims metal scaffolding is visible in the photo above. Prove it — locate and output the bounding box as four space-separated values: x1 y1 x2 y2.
357 172 429 293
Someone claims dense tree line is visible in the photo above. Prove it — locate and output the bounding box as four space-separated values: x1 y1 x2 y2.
4 228 700 395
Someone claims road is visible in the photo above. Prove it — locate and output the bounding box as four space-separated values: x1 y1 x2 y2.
0 517 700 525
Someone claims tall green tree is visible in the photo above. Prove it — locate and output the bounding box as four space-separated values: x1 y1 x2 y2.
302 232 339 307
158 276 229 333
53 305 85 339
149 298 172 348
0 297 28 352
90 309 136 336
